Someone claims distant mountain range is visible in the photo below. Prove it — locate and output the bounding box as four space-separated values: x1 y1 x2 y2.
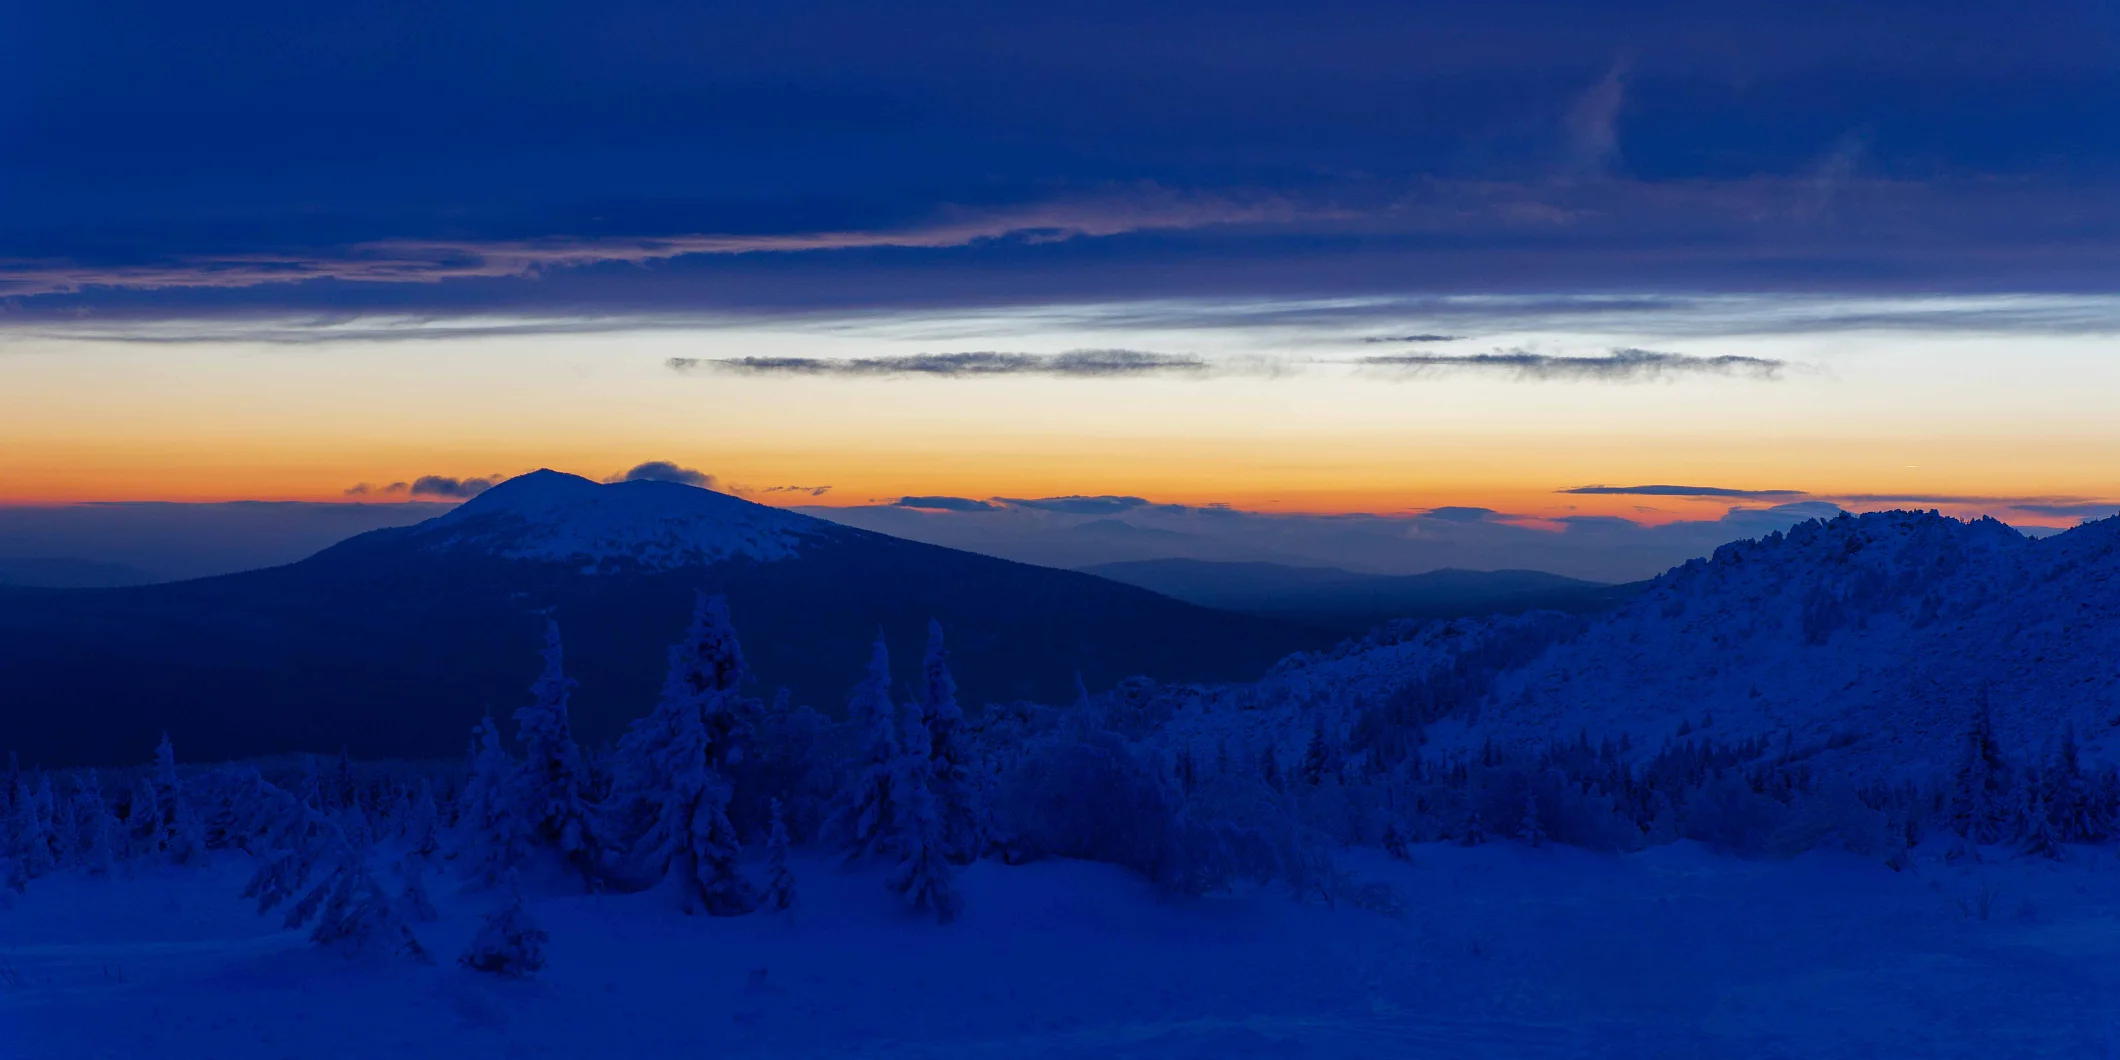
1081 559 1647 632
0 471 1336 767
0 556 157 589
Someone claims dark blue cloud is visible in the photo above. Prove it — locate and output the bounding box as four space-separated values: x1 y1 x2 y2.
613 461 717 489
408 475 497 499
1419 506 1499 523
2 0 2118 322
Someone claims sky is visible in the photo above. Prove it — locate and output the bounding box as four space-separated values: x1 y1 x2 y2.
5 0 2120 576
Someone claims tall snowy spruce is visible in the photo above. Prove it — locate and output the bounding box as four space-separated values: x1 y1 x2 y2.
918 620 983 864
887 694 962 923
460 712 528 886
512 620 605 881
150 733 209 865
825 632 901 863
610 593 757 915
1949 693 2014 845
765 797 796 912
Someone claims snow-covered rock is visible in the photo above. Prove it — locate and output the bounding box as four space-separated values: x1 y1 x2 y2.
1438 510 2120 775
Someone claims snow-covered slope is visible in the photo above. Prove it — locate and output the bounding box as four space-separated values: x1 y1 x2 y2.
1442 510 2120 774
405 469 844 571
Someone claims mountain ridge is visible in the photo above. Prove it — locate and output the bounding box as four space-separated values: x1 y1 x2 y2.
0 473 1337 767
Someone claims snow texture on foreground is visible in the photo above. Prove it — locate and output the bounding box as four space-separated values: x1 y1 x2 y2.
6 843 2119 1059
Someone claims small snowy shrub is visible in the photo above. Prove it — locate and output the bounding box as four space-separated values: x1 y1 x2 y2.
460 882 548 978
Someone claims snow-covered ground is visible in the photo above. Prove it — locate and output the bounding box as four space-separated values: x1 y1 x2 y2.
8 842 2120 1059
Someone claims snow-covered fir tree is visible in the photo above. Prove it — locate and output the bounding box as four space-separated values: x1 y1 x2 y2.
825 632 901 862
403 779 442 859
765 797 796 912
1518 785 1547 847
148 733 208 864
77 770 118 876
610 595 758 914
6 777 52 881
630 687 756 914
460 874 548 978
46 779 78 870
396 854 440 923
2042 725 2111 843
2018 780 2065 860
459 712 528 886
298 836 434 962
1949 694 2014 844
512 619 605 880
886 694 961 923
917 619 982 864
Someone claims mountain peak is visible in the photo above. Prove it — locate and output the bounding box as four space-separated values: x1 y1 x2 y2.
409 470 843 572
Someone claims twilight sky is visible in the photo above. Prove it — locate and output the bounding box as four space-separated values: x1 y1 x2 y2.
5 0 2120 574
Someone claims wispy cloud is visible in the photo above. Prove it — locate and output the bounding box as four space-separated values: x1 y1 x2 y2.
1361 334 1461 344
999 495 1152 515
1564 66 1629 175
896 496 1002 512
1562 484 1807 499
1361 347 1785 381
761 485 833 497
669 350 1216 378
0 188 1315 299
2011 502 2120 519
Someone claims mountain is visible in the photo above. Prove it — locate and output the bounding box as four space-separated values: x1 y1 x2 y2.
1259 509 2120 777
0 556 156 588
1080 559 1647 632
0 471 1337 767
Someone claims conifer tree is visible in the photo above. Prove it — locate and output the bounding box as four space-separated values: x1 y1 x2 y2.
6 778 52 880
77 770 118 876
826 633 900 862
48 784 79 870
611 595 756 914
1302 717 1332 787
396 854 440 923
2020 784 2065 860
886 695 961 923
148 734 208 864
404 780 442 859
292 831 433 962
2044 725 2109 842
632 687 756 914
917 620 982 864
460 713 527 886
1518 785 1547 847
611 594 753 836
512 619 604 880
1949 693 2012 844
765 797 796 912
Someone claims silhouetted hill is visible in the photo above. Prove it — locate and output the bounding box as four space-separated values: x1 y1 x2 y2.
0 471 1335 766
1081 559 1646 632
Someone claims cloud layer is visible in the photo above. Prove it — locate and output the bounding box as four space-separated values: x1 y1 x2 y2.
1363 348 1785 382
669 350 1213 378
1562 484 1807 499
